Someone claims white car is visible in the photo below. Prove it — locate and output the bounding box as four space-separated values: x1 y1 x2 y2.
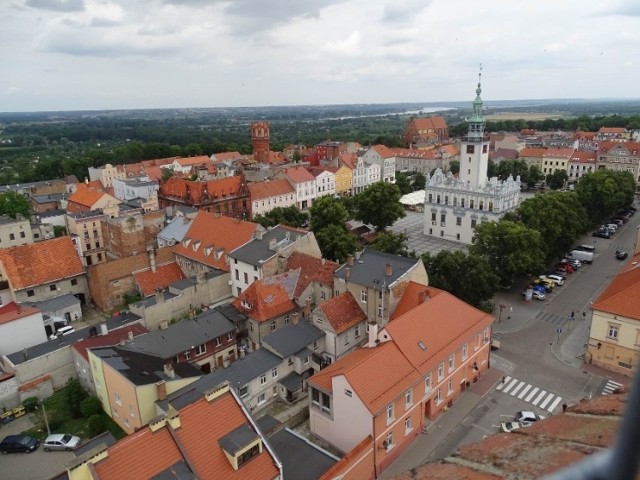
545 274 564 286
515 411 545 424
532 290 546 301
43 433 81 451
500 421 532 433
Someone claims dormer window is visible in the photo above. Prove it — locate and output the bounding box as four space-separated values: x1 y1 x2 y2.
240 300 252 310
219 424 262 471
182 238 191 248
192 241 201 252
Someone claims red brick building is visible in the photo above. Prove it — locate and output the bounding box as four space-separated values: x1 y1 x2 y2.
403 116 449 145
251 121 270 163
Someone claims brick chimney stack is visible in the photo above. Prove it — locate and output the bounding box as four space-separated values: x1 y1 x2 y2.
385 263 393 277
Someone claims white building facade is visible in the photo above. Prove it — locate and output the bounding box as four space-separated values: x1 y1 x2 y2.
423 75 521 244
361 146 396 183
313 170 336 198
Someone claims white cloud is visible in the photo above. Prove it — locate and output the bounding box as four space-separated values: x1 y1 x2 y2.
1 0 639 111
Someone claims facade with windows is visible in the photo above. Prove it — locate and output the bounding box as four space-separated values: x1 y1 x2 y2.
0 215 34 247
423 77 521 245
596 141 640 182
587 255 640 376
66 211 107 267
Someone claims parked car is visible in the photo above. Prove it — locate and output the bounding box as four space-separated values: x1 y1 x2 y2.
545 274 564 286
521 289 546 301
610 218 624 226
515 411 546 424
500 421 532 433
556 263 574 274
547 270 566 279
0 435 40 454
561 258 581 269
43 433 81 452
593 230 610 239
616 250 629 260
532 279 553 292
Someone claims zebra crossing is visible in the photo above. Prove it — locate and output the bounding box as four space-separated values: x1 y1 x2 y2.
535 311 570 326
601 379 623 396
496 376 564 413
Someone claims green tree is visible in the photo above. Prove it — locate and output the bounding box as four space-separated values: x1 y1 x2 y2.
80 396 104 418
449 160 460 175
369 231 410 257
309 196 349 232
87 414 108 437
575 170 635 223
314 224 358 263
546 169 568 190
254 206 309 229
421 250 499 308
507 192 589 261
292 151 302 163
395 172 413 195
61 378 89 419
470 220 546 288
527 164 544 189
412 172 426 191
355 182 406 231
0 191 31 218
161 168 175 183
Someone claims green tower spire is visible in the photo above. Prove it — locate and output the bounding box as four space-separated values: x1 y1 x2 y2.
467 64 485 140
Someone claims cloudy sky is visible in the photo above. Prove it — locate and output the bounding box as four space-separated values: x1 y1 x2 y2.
1 0 638 112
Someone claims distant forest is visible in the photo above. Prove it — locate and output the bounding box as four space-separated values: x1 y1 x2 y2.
0 100 639 185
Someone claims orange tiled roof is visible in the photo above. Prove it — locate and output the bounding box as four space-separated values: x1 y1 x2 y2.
283 165 315 183
569 151 596 163
175 391 280 479
544 147 574 158
384 147 439 160
0 237 85 290
599 127 626 134
371 144 394 158
134 262 185 297
143 166 164 182
212 151 243 162
309 341 420 414
68 184 107 208
338 152 357 170
174 211 257 272
574 131 596 140
72 324 149 361
85 180 104 190
286 251 338 291
519 148 547 157
94 428 184 479
176 155 210 167
248 179 294 201
232 280 296 322
319 292 367 334
384 286 493 375
592 262 640 319
391 281 445 320
159 175 246 204
411 116 448 131
0 302 41 326
598 141 640 154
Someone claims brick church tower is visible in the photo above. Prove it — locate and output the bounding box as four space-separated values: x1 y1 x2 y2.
251 121 270 163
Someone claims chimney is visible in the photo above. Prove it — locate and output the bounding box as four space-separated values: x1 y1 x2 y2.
345 267 350 279
269 238 277 250
156 380 167 401
255 226 265 240
292 311 300 325
164 363 175 379
100 323 108 336
304 299 312 319
155 288 165 304
127 330 134 341
148 246 157 273
385 263 393 277
346 255 354 266
367 321 379 348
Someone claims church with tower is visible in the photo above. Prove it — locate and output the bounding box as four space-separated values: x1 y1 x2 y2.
423 71 521 244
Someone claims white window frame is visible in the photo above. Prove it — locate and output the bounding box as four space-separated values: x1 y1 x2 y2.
608 324 619 340
405 389 412 408
425 373 432 394
448 354 455 372
386 403 394 425
462 343 468 361
260 374 267 385
196 344 206 356
437 363 444 381
404 417 412 435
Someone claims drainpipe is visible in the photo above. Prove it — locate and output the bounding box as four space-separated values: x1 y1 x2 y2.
372 415 378 478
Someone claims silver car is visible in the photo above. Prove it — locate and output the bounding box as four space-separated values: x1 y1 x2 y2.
43 433 81 451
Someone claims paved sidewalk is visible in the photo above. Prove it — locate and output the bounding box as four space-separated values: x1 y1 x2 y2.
378 367 504 479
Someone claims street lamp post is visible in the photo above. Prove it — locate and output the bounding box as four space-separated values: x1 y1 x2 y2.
498 304 506 323
40 399 51 436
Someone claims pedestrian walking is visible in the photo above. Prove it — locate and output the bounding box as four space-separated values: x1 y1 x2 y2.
570 310 575 320
582 312 586 321
562 403 568 413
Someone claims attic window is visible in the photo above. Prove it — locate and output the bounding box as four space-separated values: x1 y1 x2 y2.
418 341 427 351
192 241 201 252
241 300 252 310
182 238 191 248
204 247 214 257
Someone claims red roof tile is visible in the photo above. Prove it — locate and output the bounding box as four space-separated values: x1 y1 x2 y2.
134 262 185 297
72 324 149 361
68 184 108 208
176 155 210 166
308 342 420 414
599 127 626 134
173 211 257 272
569 151 596 163
0 302 41 326
232 280 296 322
592 263 640 319
282 165 315 183
391 281 444 320
286 251 338 294
159 175 247 205
318 292 367 334
519 148 547 157
385 287 493 375
248 179 295 201
0 237 85 290
543 147 574 158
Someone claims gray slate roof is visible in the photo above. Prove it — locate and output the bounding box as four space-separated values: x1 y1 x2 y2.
157 348 281 411
35 209 67 220
120 309 235 359
93 346 201 386
25 293 79 313
6 313 142 365
219 424 259 455
268 429 337 480
158 216 192 244
31 193 66 204
263 320 324 359
334 248 419 289
229 225 306 266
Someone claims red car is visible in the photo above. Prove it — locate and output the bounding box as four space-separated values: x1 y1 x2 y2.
556 263 574 274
